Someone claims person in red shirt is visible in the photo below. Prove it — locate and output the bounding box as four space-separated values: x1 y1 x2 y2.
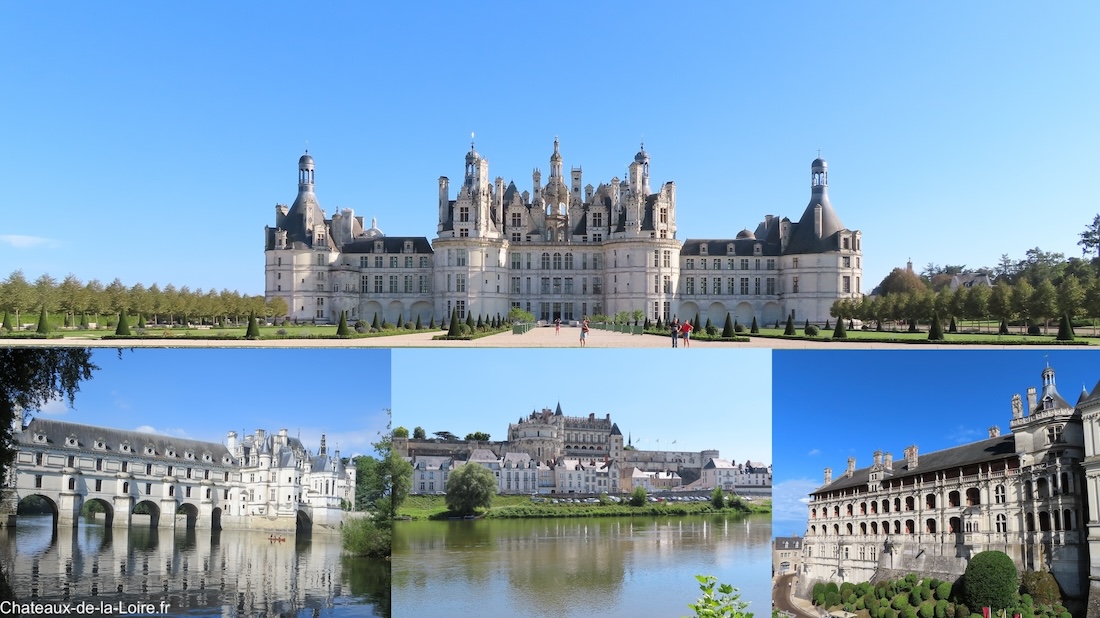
680 320 693 347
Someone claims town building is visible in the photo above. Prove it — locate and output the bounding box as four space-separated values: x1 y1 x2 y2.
396 403 769 496
799 365 1097 605
1 418 354 533
773 535 804 576
264 142 862 327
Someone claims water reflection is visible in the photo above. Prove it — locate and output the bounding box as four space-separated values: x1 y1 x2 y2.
393 514 770 618
1 515 389 617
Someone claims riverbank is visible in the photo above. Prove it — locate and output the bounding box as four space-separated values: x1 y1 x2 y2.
398 494 772 520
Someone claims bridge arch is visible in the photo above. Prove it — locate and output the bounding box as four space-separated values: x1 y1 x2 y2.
132 500 161 528
16 494 60 528
176 503 198 529
296 510 312 534
80 497 114 527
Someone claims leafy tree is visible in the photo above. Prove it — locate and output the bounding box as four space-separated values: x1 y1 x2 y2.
266 296 289 320
1029 280 1058 333
392 426 409 438
630 485 648 506
35 305 50 334
964 285 991 332
433 430 458 441
710 486 725 508
1 312 12 331
687 575 752 618
0 349 98 481
1013 278 1035 332
507 307 535 323
412 426 426 440
963 551 1017 611
2 270 33 325
1080 214 1100 259
336 311 350 337
445 463 496 516
875 267 928 296
465 431 490 441
1057 276 1085 319
988 282 1014 325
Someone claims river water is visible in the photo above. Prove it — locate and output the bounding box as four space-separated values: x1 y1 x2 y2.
0 515 389 617
392 514 770 618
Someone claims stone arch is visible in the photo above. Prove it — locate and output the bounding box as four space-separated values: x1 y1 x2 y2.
925 493 936 509
387 300 404 324
16 494 59 528
132 500 161 528
926 518 937 533
762 302 782 325
734 302 754 325
966 488 981 506
905 519 915 534
296 510 313 534
411 300 433 326
81 497 114 527
176 503 198 529
676 302 699 324
706 302 727 327
363 301 384 325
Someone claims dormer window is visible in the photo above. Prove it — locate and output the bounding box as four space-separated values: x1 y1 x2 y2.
754 244 762 255
166 448 176 458
145 445 155 455
185 451 195 460
374 240 383 253
34 433 46 443
121 442 131 453
94 439 105 450
203 453 212 462
1043 396 1053 410
66 435 78 447
700 244 708 256
404 241 413 254
727 243 735 255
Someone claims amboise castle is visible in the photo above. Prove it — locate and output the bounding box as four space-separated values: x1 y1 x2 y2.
797 365 1100 613
393 403 771 496
263 139 862 326
1 418 355 533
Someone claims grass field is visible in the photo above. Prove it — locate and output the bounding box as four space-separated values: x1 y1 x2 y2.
1 323 438 340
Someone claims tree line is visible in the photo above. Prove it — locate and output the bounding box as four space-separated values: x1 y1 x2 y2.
834 246 1099 332
0 270 286 327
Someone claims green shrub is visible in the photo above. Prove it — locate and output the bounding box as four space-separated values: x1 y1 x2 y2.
734 324 745 333
805 324 819 336
910 589 923 607
784 314 796 335
893 594 909 611
964 551 1017 611
341 517 392 559
1056 313 1074 341
813 583 826 602
115 312 131 335
928 311 945 341
750 316 759 333
36 306 50 334
1019 570 1060 607
686 575 752 618
935 599 947 618
336 311 350 337
902 606 917 618
833 317 847 338
936 582 952 601
920 586 933 602
826 591 841 607
919 601 935 618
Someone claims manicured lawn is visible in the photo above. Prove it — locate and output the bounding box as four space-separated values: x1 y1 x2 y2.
398 494 771 520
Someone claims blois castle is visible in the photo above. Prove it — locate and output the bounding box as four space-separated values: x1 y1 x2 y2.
264 139 862 326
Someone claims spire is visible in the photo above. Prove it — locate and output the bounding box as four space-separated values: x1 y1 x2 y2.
319 433 327 456
554 402 563 416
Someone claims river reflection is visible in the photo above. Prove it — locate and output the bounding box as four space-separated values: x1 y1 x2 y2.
393 514 770 618
0 515 389 617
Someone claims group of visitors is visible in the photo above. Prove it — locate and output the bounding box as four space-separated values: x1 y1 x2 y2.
669 317 693 348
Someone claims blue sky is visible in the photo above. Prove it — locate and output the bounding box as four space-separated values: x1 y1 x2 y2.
2 3 1097 296
392 349 771 463
771 350 1099 538
22 349 391 458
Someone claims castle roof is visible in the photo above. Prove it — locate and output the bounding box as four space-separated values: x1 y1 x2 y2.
20 418 234 464
340 236 433 254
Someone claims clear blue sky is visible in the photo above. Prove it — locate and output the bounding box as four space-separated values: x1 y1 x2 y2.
771 350 1099 538
2 3 1096 295
23 349 391 458
392 349 771 463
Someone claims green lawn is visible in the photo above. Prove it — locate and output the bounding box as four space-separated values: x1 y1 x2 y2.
398 494 771 520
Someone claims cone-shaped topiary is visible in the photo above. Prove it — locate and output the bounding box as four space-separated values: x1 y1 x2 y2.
429 315 437 329
245 311 260 339
824 319 830 330
693 313 701 332
999 317 1009 335
655 316 663 330
733 318 739 331
336 311 350 337
465 312 475 330
722 313 735 338
750 316 759 334
804 318 810 329
928 312 945 341
448 308 461 337
704 317 712 332
371 313 380 331
476 314 484 329
948 316 958 333
2 311 13 331
644 317 651 330
415 315 423 330
833 317 847 339
1056 313 1075 341
115 312 131 336
136 313 146 328
784 314 796 336
36 306 50 334
395 314 403 329
80 313 89 329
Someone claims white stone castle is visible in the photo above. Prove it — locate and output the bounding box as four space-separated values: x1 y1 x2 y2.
799 365 1100 611
2 418 355 533
264 140 862 326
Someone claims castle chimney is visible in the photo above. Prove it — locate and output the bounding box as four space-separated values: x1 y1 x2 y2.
227 431 238 452
824 467 832 485
814 204 823 237
884 452 893 470
846 457 856 478
1027 387 1037 413
989 426 1000 438
873 450 882 467
1012 393 1024 420
904 445 918 469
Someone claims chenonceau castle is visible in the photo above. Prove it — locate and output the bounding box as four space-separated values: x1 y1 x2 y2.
799 366 1100 613
0 418 355 533
393 403 770 496
264 140 862 326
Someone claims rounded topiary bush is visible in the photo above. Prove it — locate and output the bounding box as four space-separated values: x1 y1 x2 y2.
1019 570 1060 607
734 324 745 333
963 551 1017 611
805 324 820 336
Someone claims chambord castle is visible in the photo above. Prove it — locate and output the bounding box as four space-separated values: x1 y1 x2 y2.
263 139 862 326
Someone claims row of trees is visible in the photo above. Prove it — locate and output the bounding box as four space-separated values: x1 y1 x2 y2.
835 272 1098 333
0 270 285 327
393 426 490 441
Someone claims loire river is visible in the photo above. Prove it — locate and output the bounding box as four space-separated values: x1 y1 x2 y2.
392 514 770 618
0 516 389 617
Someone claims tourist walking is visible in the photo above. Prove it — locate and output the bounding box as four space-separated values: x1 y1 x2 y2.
580 317 590 347
670 317 680 348
680 319 693 348
554 317 560 334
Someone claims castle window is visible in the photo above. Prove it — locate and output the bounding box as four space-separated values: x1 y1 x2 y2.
553 253 563 269
995 485 1005 504
843 256 851 268
1046 424 1063 443
95 458 102 471
35 474 42 488
686 258 695 269
792 277 799 293
405 256 414 268
843 237 850 250
843 276 851 293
